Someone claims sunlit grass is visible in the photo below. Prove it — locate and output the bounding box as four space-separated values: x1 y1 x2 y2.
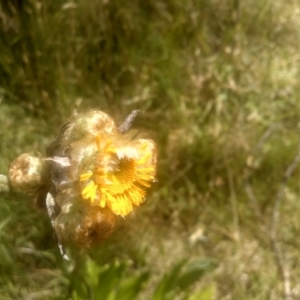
0 0 300 298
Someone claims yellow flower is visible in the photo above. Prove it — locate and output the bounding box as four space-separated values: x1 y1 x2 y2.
79 133 156 217
8 110 157 255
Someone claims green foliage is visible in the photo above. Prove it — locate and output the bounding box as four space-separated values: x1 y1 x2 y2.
152 259 216 300
0 217 14 270
67 257 215 300
68 259 148 300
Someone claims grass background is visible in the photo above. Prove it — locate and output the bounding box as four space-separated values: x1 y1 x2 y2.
0 0 300 299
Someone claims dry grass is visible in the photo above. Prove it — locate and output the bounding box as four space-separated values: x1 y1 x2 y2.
0 0 300 299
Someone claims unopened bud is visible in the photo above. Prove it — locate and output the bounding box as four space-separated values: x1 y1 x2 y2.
71 110 117 142
8 153 45 195
55 199 116 248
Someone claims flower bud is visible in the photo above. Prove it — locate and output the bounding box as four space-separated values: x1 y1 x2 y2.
8 153 45 195
54 196 116 248
47 110 117 157
72 110 117 138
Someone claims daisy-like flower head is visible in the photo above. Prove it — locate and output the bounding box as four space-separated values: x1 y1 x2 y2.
77 132 157 217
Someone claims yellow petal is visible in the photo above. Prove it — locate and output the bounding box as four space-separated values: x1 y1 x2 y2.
82 181 97 202
127 188 143 205
136 153 151 165
136 179 151 188
137 167 155 173
80 172 93 181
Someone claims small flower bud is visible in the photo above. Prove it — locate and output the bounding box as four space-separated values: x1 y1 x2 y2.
70 110 117 142
8 153 45 195
54 199 116 248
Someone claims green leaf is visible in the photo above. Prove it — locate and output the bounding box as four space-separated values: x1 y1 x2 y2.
67 272 89 299
152 259 188 300
0 216 11 233
0 244 13 268
69 290 83 300
93 261 126 300
86 257 102 287
186 285 216 300
177 259 217 290
113 271 149 300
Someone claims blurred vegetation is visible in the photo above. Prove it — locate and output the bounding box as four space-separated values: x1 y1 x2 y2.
0 0 300 299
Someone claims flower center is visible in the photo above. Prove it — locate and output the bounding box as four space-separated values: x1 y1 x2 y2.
103 158 136 195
